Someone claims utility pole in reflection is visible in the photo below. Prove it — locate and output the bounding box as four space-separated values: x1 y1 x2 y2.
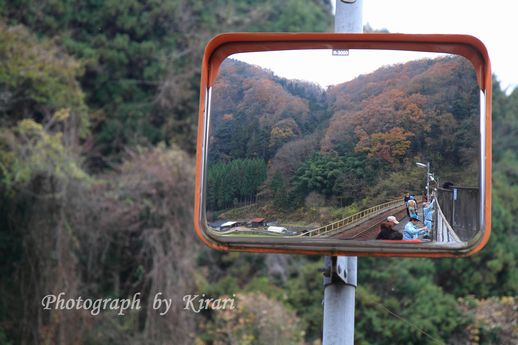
322 1 363 344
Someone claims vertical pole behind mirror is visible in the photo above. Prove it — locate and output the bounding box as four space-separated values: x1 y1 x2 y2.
323 256 357 344
335 0 364 33
322 1 363 345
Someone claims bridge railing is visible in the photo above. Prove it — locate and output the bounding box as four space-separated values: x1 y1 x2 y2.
301 199 404 238
434 199 462 243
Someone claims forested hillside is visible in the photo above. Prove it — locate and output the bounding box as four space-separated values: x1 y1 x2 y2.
1 1 517 344
208 56 480 222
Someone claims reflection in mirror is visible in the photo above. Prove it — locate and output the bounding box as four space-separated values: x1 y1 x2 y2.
205 49 482 247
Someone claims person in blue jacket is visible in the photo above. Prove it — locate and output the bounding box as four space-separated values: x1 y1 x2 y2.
423 199 435 230
403 215 429 240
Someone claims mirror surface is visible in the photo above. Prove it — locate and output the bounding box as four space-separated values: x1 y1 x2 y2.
204 48 482 247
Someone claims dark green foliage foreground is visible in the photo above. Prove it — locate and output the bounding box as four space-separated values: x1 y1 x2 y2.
0 1 517 344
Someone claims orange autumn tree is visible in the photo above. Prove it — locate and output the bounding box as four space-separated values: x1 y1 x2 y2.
354 127 414 166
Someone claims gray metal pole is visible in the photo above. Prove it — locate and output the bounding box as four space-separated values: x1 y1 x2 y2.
323 256 357 345
322 2 363 344
335 0 363 33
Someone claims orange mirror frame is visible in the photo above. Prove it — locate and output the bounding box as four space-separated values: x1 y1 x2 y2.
194 33 491 257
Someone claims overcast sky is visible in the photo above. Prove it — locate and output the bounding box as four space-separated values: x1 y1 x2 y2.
233 1 515 93
234 49 453 89
360 0 517 93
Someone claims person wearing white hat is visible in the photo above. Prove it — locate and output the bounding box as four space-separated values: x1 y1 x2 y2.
387 216 399 225
376 219 403 240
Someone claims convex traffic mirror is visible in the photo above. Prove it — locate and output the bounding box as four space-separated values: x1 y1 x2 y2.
195 33 492 257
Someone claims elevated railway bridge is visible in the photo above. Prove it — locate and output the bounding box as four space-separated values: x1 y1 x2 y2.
300 187 479 244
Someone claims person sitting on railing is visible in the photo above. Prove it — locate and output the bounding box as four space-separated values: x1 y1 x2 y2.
376 220 403 240
403 215 430 240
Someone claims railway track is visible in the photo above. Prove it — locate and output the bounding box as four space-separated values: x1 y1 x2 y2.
331 206 409 240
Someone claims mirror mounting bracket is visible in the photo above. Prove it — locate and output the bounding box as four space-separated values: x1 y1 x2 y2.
323 257 358 287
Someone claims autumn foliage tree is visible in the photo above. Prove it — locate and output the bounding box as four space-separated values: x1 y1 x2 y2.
354 126 414 166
